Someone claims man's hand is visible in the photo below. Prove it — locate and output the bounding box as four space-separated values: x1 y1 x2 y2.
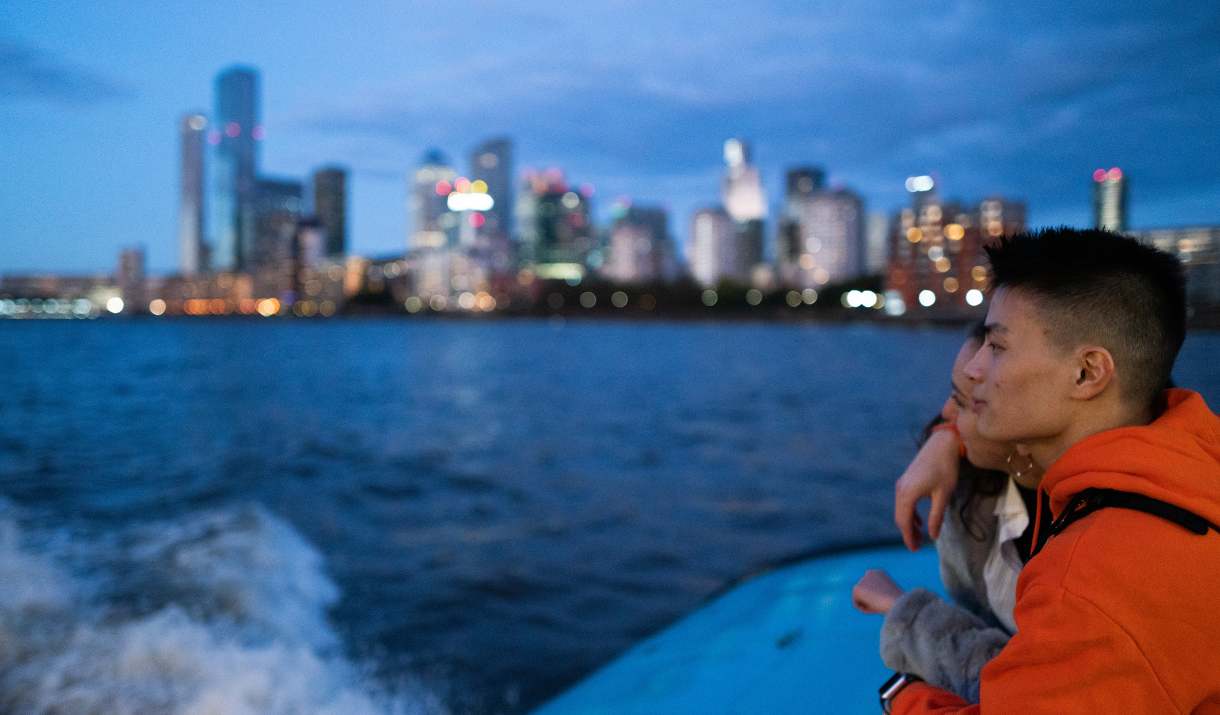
894 429 962 551
852 569 906 615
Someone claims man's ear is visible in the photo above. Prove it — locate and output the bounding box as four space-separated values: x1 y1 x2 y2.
1070 346 1115 399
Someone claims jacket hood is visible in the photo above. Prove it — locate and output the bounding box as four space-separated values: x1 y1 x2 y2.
1041 389 1220 527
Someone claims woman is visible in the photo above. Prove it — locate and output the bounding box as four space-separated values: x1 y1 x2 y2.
851 323 1048 704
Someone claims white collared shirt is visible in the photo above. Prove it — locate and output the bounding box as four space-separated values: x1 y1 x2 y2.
983 477 1029 633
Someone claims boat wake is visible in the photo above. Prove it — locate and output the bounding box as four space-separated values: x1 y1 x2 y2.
0 499 446 715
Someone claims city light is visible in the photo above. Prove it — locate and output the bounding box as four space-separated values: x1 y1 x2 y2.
611 291 628 308
746 289 762 305
446 192 494 211
884 290 906 316
905 175 934 192
469 212 485 227
918 290 936 307
149 299 166 315
945 224 965 240
405 297 423 313
802 288 818 305
256 298 280 316
435 180 452 195
106 297 124 314
701 290 718 306
786 291 801 307
966 289 985 306
580 292 596 308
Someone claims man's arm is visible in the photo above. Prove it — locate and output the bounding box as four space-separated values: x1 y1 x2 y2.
890 579 1174 715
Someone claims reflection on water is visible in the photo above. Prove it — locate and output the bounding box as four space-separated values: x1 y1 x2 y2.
0 320 1217 714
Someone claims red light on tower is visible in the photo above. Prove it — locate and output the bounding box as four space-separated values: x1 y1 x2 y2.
252 126 266 140
225 122 240 138
1093 169 1107 182
1108 167 1122 181
435 180 452 195
469 212 485 228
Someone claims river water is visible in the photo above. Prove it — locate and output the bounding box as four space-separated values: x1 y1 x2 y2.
1 319 1217 715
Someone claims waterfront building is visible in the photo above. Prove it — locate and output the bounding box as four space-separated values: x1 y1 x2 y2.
885 185 1026 312
254 179 303 269
687 207 737 287
409 151 458 250
178 113 207 276
866 212 889 275
516 168 595 273
1093 168 1127 232
312 167 347 257
210 66 261 271
778 177 865 289
470 138 513 241
1135 225 1220 306
117 247 146 312
604 206 669 284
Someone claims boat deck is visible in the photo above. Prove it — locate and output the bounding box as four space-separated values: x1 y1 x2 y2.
531 543 944 715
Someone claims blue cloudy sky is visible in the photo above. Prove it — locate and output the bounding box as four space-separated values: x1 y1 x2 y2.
2 0 1217 273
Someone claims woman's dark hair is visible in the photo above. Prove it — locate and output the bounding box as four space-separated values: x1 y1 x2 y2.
916 320 1007 541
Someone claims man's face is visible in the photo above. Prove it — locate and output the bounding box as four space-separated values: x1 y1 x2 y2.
964 288 1079 447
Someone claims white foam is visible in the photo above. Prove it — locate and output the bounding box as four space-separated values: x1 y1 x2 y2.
0 501 446 715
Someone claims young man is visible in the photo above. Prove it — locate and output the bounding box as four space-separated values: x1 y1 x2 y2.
884 228 1220 714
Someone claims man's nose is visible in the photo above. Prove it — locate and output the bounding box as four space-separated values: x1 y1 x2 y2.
964 345 986 383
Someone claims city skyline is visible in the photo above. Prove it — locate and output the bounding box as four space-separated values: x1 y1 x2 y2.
2 0 1217 274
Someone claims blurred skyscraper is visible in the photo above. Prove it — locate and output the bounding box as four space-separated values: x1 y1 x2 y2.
1093 168 1127 232
719 139 766 284
117 247 145 313
409 151 457 250
254 179 302 269
312 167 347 257
211 66 261 271
885 183 1026 312
687 207 736 287
604 206 669 283
178 113 207 276
469 138 513 240
516 169 594 270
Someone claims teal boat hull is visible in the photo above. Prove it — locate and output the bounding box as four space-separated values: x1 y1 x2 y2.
531 544 943 715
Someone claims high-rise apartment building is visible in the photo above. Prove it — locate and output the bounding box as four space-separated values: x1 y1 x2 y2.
885 185 1026 311
211 66 261 271
604 206 669 284
469 138 513 240
178 113 207 276
312 167 346 257
409 151 457 250
1093 167 1127 232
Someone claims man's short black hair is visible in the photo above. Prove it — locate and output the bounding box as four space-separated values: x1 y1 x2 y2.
985 227 1186 408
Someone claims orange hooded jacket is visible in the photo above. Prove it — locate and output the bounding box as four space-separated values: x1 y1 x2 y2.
894 389 1220 715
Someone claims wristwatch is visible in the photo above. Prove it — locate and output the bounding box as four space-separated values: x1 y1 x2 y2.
879 671 924 714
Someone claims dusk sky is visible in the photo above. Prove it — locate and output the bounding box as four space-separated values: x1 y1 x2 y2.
2 0 1217 274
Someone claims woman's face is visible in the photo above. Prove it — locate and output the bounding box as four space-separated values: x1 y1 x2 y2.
943 339 1014 472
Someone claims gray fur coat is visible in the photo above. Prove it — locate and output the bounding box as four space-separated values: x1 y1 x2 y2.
879 487 1013 704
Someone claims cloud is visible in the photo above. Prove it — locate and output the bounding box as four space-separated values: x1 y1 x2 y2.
270 0 1218 230
0 40 134 104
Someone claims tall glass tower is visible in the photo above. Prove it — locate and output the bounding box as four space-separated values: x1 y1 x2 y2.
178 113 207 276
469 137 513 239
211 66 260 271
